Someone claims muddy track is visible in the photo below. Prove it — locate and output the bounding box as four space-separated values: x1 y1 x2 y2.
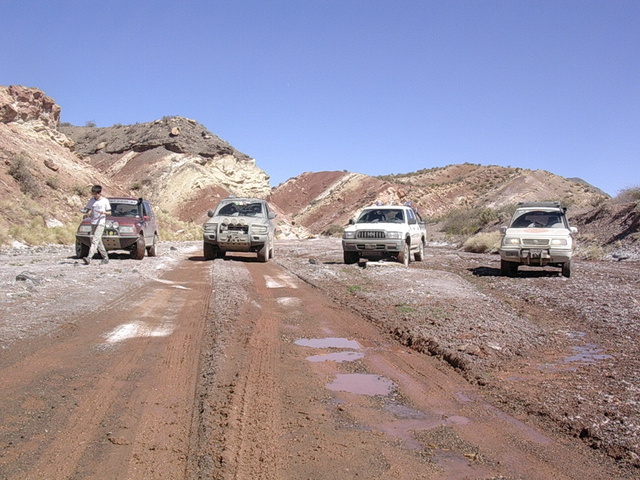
0 241 637 479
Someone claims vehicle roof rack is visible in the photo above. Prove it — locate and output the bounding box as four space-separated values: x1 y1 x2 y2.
517 201 563 208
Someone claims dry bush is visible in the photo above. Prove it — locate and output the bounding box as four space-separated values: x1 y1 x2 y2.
8 156 41 197
614 186 640 203
462 231 501 253
155 210 200 241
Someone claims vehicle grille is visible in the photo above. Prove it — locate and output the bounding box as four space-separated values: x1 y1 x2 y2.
356 231 385 239
227 225 249 234
523 238 550 246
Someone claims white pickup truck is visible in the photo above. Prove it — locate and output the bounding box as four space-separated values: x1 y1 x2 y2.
342 204 427 266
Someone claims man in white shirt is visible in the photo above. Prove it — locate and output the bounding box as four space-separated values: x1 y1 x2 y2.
82 185 111 265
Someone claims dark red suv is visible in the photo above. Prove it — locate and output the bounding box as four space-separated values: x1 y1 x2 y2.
75 197 159 260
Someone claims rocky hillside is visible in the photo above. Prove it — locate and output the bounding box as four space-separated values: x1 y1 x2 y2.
59 118 270 223
268 166 610 235
1 84 636 255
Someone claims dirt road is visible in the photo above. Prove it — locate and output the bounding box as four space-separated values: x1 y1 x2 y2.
0 241 635 479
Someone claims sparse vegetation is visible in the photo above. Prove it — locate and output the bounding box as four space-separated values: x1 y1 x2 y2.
155 210 200 241
614 186 640 203
8 156 40 197
440 205 515 236
322 224 344 236
462 231 501 253
45 176 60 190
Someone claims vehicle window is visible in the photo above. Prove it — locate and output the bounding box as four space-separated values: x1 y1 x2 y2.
407 209 417 225
111 203 139 218
511 211 565 228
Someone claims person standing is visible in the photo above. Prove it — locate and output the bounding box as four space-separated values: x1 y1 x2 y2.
82 185 111 265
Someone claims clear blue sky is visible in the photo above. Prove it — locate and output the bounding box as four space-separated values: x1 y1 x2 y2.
2 1 638 196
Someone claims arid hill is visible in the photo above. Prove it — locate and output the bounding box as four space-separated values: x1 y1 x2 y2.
267 166 609 235
0 84 637 256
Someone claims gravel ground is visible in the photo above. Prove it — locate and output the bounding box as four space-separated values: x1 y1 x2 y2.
1 238 638 475
273 237 640 472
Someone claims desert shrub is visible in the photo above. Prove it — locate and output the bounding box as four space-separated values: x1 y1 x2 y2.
85 120 97 127
45 176 60 190
72 184 89 197
155 210 200 241
577 245 605 260
322 224 344 237
614 186 640 203
8 219 76 246
8 156 40 196
462 231 501 253
441 207 504 236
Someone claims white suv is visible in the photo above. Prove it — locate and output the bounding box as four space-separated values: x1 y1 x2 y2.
499 202 577 277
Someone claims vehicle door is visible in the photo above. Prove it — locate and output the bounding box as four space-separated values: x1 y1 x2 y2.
140 201 154 244
406 209 421 247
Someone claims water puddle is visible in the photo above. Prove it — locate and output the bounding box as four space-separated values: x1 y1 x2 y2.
295 337 362 349
276 296 301 307
327 373 395 396
306 351 365 363
564 344 612 364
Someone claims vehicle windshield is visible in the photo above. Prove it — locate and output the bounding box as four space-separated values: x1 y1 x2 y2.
216 201 264 217
110 202 140 218
510 211 566 229
356 209 405 224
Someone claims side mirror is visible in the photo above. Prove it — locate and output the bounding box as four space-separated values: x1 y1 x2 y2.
500 226 508 234
570 227 578 234
207 210 215 218
268 212 276 219
348 218 355 225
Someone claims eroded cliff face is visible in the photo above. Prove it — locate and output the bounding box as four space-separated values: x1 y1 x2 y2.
0 86 123 244
60 116 271 223
268 166 609 236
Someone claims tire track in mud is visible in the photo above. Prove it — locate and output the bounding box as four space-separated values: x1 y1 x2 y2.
0 256 211 480
217 264 283 479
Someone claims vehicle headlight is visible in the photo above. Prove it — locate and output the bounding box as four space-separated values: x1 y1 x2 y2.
78 225 92 234
503 236 520 245
251 224 268 234
550 238 568 246
106 221 119 229
204 223 218 233
119 225 135 234
386 231 402 239
343 231 355 239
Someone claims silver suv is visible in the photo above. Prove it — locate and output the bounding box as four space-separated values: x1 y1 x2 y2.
499 202 577 277
203 197 276 262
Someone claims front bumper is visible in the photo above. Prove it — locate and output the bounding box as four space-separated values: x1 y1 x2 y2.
499 247 572 265
342 239 403 254
204 232 269 252
76 233 139 250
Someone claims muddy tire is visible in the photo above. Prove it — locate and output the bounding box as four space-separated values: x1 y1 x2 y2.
131 235 146 260
343 251 359 264
75 240 89 259
397 242 410 267
414 240 424 262
147 234 158 257
501 259 518 277
562 261 572 278
203 242 216 261
257 243 270 263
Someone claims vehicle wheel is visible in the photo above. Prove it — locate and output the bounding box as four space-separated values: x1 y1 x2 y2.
203 242 216 261
147 234 158 257
131 235 146 260
562 261 572 278
397 242 410 267
257 243 270 262
75 240 89 259
501 259 518 277
343 251 359 264
414 240 425 262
